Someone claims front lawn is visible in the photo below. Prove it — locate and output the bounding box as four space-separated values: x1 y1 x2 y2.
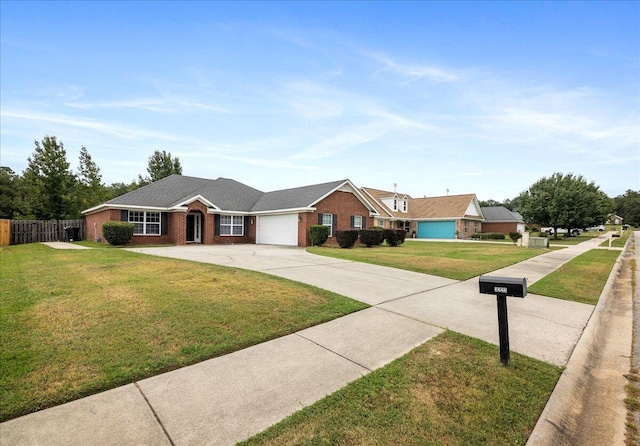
528 249 622 304
240 331 561 446
307 240 551 280
0 244 367 422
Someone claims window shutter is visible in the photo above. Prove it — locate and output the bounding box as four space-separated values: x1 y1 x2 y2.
214 214 220 236
362 216 367 229
318 213 323 225
120 210 128 221
161 213 168 235
332 214 337 237
244 216 250 235
350 216 354 228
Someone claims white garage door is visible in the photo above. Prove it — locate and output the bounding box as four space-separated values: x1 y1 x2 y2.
257 214 299 246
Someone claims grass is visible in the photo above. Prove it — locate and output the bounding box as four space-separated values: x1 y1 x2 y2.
0 244 367 422
528 249 621 304
239 331 562 446
307 240 553 280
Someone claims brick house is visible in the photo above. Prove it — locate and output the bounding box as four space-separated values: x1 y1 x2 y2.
83 175 379 247
360 187 484 240
480 206 525 235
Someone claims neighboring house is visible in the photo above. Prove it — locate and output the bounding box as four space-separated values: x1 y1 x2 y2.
606 214 624 225
83 175 379 247
480 206 526 235
360 187 484 239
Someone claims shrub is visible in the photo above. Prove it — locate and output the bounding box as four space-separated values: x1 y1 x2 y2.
102 221 135 246
470 232 506 240
309 225 329 246
509 231 523 244
359 229 384 247
336 230 359 248
384 229 406 247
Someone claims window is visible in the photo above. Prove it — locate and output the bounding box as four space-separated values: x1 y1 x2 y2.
464 220 469 234
402 200 407 212
321 213 333 236
129 211 161 235
220 215 244 236
352 215 363 229
393 199 398 211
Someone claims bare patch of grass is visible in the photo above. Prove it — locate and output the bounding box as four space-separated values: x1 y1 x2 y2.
0 244 367 421
239 331 561 446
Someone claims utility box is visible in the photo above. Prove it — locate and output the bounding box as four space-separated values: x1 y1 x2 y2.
479 276 527 298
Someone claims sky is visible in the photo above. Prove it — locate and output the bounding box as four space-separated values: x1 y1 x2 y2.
1 1 638 202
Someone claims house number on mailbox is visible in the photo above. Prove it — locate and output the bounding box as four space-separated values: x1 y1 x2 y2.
494 287 508 294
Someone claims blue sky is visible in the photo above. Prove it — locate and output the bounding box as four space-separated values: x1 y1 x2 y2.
1 1 638 201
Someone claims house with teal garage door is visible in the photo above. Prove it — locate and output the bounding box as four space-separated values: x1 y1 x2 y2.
360 187 485 240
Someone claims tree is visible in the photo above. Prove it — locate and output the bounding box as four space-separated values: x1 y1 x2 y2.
22 136 77 220
478 199 503 207
76 146 110 211
145 150 182 182
614 190 640 227
517 173 614 239
0 167 24 219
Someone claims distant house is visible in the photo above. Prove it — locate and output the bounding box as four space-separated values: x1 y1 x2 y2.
360 187 484 239
480 206 525 235
606 214 624 225
83 175 379 247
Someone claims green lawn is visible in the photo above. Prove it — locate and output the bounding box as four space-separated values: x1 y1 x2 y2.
307 240 552 280
0 244 367 422
528 249 622 304
240 331 561 446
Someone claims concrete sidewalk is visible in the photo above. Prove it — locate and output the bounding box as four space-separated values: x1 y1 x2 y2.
0 236 617 445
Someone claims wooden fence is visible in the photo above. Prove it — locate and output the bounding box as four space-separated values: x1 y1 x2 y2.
10 219 86 245
0 219 9 246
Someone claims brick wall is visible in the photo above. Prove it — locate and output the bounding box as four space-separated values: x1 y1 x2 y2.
300 190 373 247
482 222 517 235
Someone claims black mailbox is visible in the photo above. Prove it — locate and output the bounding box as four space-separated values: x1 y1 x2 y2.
479 275 527 298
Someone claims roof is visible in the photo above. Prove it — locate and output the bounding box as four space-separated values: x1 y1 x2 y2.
481 206 524 223
361 187 482 221
84 175 378 215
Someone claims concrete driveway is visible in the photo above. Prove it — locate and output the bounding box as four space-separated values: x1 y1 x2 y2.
127 243 594 366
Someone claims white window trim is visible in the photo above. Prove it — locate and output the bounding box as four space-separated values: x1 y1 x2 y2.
129 210 161 236
353 215 363 229
321 213 333 237
220 215 244 236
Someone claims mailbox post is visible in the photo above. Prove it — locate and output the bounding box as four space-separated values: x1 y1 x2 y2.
479 275 527 366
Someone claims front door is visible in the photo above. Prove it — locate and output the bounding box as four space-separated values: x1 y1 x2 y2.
186 213 202 243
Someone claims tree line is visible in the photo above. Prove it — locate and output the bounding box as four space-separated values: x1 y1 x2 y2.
0 135 182 220
478 173 640 231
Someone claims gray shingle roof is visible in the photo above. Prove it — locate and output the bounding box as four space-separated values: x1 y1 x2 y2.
250 180 348 212
103 175 264 211
91 175 356 214
481 206 523 222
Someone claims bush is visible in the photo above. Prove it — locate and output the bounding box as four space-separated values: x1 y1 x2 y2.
336 230 359 248
384 229 406 247
470 232 506 240
102 221 135 246
309 225 329 246
509 231 523 243
359 229 384 247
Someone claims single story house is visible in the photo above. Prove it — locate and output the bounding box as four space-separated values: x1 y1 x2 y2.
83 175 379 247
480 206 525 235
359 187 485 239
606 214 624 225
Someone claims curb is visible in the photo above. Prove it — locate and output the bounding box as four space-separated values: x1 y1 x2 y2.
526 236 633 445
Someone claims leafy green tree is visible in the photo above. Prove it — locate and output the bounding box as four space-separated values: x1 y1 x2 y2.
76 146 110 211
22 136 77 219
145 150 182 183
478 199 502 207
614 190 640 226
517 173 614 239
0 167 23 219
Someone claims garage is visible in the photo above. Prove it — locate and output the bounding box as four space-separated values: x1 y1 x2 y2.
417 220 456 239
257 214 299 246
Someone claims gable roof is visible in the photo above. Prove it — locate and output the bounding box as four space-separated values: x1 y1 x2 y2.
361 187 482 221
84 175 379 215
481 206 524 223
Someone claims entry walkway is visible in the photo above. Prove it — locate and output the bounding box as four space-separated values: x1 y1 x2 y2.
0 236 619 445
